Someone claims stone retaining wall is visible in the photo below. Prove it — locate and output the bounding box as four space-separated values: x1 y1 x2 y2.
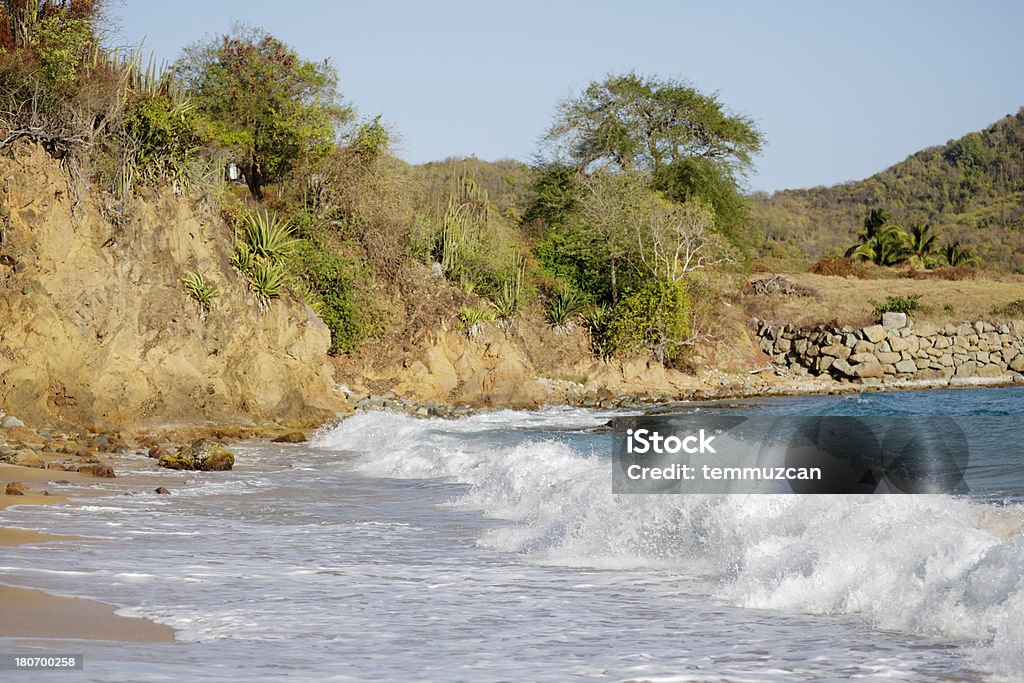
753 315 1024 385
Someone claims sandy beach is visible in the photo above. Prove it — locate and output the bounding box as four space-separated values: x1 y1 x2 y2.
1 462 177 643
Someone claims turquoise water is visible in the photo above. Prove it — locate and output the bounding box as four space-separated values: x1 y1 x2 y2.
1 386 1022 681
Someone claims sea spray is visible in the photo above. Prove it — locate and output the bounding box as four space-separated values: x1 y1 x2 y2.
313 409 1024 680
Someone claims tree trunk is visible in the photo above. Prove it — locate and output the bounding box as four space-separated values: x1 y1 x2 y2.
611 257 618 302
7 1 37 49
241 158 264 201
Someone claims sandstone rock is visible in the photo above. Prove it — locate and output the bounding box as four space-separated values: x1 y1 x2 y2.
881 312 907 329
914 322 939 336
0 146 345 429
821 344 851 359
159 439 234 471
876 352 901 364
955 362 979 378
849 352 878 364
830 358 854 376
863 325 887 343
852 362 885 379
148 445 168 459
1010 354 1024 372
888 336 910 352
272 432 307 444
977 364 1003 378
895 360 918 374
74 464 115 478
4 481 27 495
854 340 874 354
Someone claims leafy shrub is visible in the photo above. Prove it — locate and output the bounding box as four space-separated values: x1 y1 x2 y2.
289 237 372 354
181 270 219 310
870 294 927 317
121 94 200 196
810 254 854 277
606 279 691 365
993 299 1024 318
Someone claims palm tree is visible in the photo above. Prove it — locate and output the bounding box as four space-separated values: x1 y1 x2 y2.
845 210 910 266
906 223 940 269
941 241 978 267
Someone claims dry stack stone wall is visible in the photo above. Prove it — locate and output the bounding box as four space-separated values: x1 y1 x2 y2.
753 314 1024 386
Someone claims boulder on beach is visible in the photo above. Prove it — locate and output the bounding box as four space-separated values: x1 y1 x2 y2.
272 431 307 443
74 464 116 478
159 439 234 471
0 415 25 429
4 481 27 495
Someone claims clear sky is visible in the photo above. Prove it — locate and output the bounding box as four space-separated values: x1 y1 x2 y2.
110 1 1024 193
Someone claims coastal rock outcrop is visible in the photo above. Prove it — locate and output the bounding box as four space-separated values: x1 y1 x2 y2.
0 144 345 429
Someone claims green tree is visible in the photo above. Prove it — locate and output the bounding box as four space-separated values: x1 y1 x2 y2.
545 72 763 176
573 169 647 301
176 25 351 199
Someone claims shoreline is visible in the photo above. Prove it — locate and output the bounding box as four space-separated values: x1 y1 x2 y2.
0 462 179 644
0 377 1019 649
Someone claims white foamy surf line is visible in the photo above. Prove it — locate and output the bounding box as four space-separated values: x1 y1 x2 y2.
313 410 1024 680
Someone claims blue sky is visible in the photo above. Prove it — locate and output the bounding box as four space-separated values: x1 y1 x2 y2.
111 1 1024 193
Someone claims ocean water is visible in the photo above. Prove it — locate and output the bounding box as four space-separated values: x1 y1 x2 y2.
2 386 1023 682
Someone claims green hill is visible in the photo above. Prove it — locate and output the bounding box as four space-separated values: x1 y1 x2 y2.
753 108 1024 272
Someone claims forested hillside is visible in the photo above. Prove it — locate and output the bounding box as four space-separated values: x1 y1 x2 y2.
753 109 1024 271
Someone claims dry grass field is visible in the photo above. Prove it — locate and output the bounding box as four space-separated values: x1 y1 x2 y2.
744 270 1024 327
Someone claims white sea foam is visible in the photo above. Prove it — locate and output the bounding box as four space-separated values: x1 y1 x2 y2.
314 410 1024 680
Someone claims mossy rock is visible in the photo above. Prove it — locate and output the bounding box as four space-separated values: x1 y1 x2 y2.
159 439 234 471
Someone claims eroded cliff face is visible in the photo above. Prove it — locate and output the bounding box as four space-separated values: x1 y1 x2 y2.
0 144 345 429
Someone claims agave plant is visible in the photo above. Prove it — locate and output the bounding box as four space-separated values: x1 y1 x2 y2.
545 287 585 332
457 305 494 339
581 303 614 358
489 254 526 333
244 212 297 262
231 242 256 273
249 259 288 304
181 270 219 312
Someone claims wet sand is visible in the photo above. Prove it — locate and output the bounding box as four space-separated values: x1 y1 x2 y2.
1 463 177 643
0 586 175 642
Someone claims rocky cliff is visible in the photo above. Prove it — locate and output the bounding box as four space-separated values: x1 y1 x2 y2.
0 144 345 429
